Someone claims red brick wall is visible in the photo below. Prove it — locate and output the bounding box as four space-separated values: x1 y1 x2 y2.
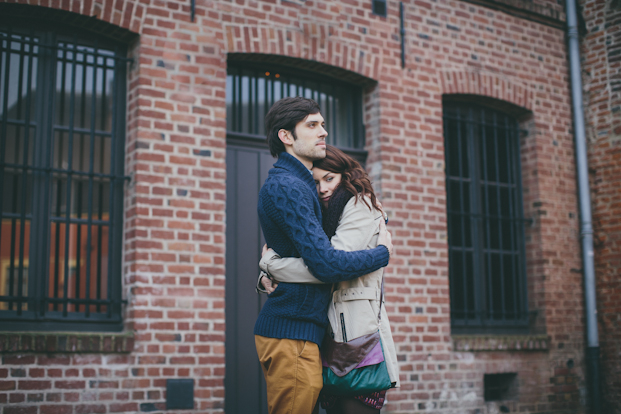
581 0 621 411
0 0 594 413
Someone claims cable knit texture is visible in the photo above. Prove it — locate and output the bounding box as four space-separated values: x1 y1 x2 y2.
254 152 390 345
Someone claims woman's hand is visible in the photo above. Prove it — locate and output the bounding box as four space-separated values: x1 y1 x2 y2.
261 274 278 294
377 219 393 258
260 244 279 293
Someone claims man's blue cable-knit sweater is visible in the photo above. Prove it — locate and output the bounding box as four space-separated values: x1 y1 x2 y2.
254 152 390 345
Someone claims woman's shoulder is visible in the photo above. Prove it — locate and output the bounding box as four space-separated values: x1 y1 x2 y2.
343 194 383 219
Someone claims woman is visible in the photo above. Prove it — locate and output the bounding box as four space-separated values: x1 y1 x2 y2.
259 145 399 414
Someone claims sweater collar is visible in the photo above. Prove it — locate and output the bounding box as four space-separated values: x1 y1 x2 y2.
275 152 317 192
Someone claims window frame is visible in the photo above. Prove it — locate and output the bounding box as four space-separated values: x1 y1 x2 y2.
0 22 128 332
226 61 368 162
443 101 530 334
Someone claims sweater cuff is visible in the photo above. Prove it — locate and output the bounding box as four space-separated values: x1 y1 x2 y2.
376 244 391 267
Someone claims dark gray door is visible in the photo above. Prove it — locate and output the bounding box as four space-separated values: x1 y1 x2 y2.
225 143 272 414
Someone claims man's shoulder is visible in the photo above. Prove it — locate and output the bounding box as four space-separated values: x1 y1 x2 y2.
261 172 312 196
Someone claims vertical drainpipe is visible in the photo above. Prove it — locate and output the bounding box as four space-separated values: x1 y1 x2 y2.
400 2 405 69
565 0 602 412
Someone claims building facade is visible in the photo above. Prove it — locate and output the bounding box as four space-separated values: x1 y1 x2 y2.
0 0 616 413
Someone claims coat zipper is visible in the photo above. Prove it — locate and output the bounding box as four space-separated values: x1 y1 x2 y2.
340 313 347 342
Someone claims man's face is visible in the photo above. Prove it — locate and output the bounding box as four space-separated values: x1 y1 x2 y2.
284 113 327 167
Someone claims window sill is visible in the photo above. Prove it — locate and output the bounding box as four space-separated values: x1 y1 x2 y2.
0 332 134 354
452 334 549 352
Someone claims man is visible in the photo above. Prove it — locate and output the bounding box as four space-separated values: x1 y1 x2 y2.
255 97 393 414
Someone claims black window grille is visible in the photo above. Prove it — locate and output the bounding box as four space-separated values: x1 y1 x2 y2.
443 103 529 333
0 25 128 331
226 63 365 153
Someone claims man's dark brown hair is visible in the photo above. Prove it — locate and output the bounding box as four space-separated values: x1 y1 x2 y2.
264 97 321 157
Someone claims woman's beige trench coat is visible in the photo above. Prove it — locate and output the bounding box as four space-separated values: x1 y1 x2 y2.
259 195 400 388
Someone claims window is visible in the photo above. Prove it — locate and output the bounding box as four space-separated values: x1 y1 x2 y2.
372 0 388 17
0 24 128 331
443 102 528 333
226 62 366 153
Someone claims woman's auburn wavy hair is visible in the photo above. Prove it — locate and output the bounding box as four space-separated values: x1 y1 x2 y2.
313 145 381 212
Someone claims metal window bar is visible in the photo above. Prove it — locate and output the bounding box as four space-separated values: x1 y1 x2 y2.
95 54 109 314
0 27 128 329
17 27 35 315
507 119 528 320
513 121 529 321
467 110 481 324
51 35 67 312
444 104 529 332
444 115 457 317
456 110 470 321
37 36 56 318
61 39 78 317
0 31 15 310
479 108 494 323
502 115 515 320
107 44 128 321
492 111 503 320
83 38 98 317
0 33 9 266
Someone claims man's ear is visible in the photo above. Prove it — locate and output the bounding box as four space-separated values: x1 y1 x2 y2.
278 129 293 146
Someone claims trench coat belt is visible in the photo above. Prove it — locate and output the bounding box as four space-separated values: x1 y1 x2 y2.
332 287 380 303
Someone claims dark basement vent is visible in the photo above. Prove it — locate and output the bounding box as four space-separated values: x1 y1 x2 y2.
166 378 194 410
484 373 518 402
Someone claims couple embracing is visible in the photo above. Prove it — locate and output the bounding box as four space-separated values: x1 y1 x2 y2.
254 97 400 414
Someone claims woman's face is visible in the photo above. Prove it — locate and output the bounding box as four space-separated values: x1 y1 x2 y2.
313 167 342 209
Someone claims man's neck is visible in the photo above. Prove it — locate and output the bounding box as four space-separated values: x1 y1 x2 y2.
284 148 312 169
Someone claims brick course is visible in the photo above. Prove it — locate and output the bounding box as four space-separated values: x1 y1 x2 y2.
0 0 613 412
